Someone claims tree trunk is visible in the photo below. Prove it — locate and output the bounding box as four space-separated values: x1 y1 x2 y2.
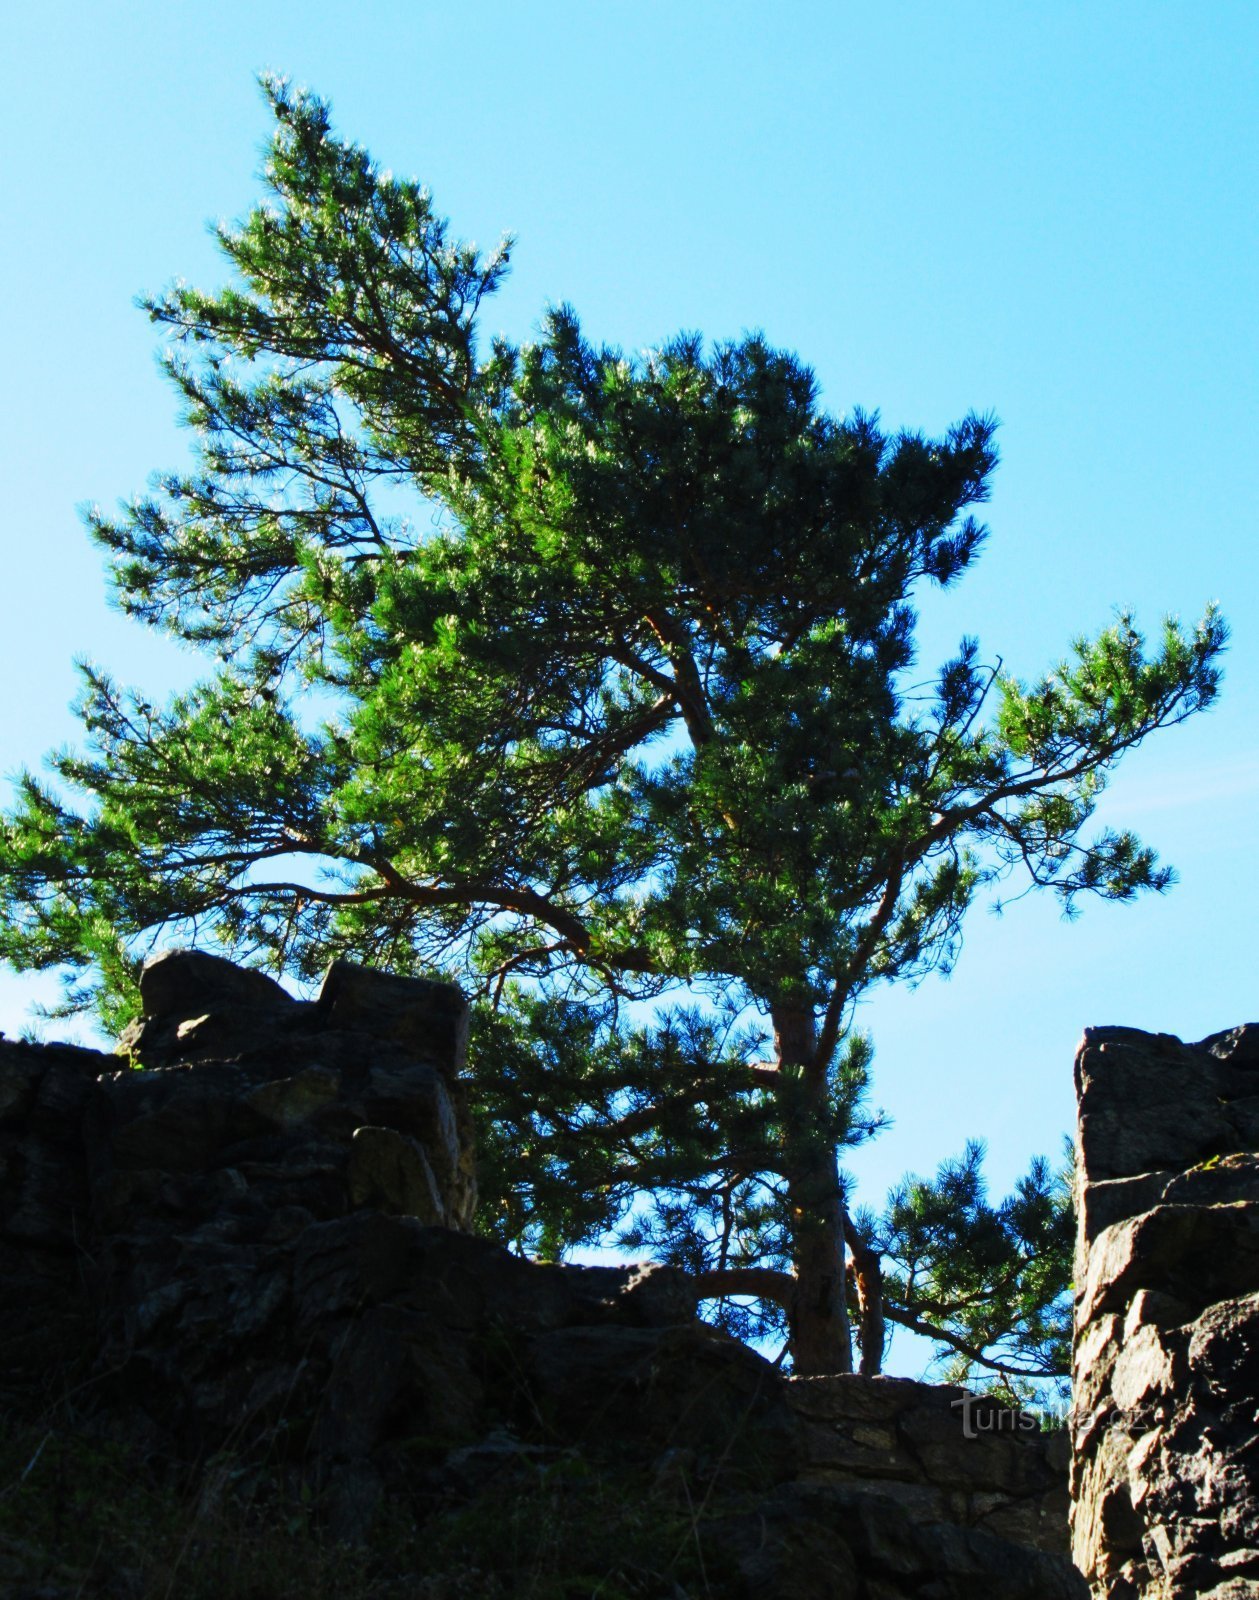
773 1003 853 1376
787 1164 852 1375
843 1209 886 1377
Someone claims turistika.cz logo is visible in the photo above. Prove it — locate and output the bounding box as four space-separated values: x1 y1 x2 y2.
951 1392 1063 1439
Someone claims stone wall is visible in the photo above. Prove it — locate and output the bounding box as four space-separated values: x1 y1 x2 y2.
1 950 1084 1599
1072 1023 1259 1598
789 1372 1071 1552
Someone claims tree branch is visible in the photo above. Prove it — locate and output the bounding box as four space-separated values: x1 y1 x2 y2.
815 850 906 1073
689 1266 796 1305
642 609 715 747
883 1304 1065 1379
842 1209 886 1378
583 1065 783 1142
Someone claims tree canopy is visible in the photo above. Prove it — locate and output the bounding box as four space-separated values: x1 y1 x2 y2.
0 79 1225 1376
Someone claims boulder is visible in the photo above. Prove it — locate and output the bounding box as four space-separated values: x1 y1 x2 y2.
316 958 470 1073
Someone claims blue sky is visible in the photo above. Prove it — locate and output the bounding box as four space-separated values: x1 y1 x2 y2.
2 4 1256 1371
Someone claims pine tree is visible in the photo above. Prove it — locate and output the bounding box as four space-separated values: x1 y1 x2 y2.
0 80 1224 1375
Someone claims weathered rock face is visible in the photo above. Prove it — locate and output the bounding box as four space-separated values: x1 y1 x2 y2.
1072 1022 1259 1598
1 950 477 1418
1 951 1084 1599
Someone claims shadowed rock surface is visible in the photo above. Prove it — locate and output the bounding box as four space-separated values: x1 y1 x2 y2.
1 951 1082 1598
1072 1022 1259 1598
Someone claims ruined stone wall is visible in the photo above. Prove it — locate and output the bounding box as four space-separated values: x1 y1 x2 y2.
1 950 1085 1598
788 1371 1071 1551
1072 1023 1259 1598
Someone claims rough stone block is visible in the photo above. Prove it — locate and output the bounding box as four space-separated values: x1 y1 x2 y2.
138 947 297 1023
316 959 469 1070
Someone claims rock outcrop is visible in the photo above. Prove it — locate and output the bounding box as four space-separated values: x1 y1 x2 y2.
1072 1022 1259 1598
1 950 1085 1598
